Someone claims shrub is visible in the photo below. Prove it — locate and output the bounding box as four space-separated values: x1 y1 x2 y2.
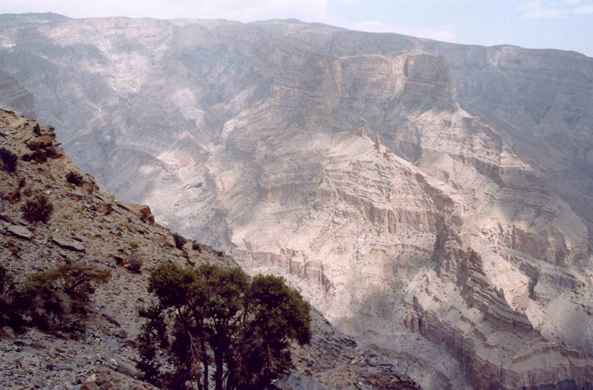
192 241 202 252
126 258 143 274
32 149 47 163
0 148 17 173
172 233 187 250
130 241 140 250
13 262 111 332
66 171 84 186
0 266 23 332
125 252 143 274
137 263 312 390
22 149 48 163
21 194 54 223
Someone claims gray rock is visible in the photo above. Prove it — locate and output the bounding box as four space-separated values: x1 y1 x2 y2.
115 330 127 339
114 357 138 379
52 236 86 252
102 312 121 327
30 377 44 388
276 373 329 390
6 225 33 240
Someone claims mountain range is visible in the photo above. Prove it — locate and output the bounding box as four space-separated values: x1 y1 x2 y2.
1 13 593 389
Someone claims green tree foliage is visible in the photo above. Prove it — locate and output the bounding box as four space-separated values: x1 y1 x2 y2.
0 147 17 173
21 194 54 223
10 262 111 332
137 263 312 390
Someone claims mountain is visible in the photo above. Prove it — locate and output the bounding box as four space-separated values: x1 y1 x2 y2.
0 14 592 389
0 108 417 389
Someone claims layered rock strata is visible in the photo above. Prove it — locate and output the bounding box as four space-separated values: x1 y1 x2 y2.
0 109 416 389
1 15 593 388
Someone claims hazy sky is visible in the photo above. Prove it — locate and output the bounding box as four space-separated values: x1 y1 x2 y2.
2 0 593 56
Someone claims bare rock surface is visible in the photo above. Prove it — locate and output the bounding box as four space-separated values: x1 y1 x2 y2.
2 14 593 389
0 109 416 389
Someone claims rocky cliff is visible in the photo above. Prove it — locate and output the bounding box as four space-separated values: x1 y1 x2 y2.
1 14 593 389
0 109 416 389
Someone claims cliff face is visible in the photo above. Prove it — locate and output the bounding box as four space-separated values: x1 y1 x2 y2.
1 15 593 389
0 70 35 118
0 109 413 390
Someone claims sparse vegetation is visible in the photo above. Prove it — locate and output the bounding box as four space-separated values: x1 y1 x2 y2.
0 266 21 332
31 149 47 163
137 262 311 390
192 241 202 252
172 233 187 250
66 171 84 186
1 263 111 333
125 252 143 274
22 149 48 163
126 258 143 274
21 194 54 223
0 147 17 173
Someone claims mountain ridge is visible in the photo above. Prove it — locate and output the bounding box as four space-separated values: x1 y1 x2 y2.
1 15 593 388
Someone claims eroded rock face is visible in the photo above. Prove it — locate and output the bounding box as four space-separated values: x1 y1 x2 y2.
1 15 593 389
0 70 35 118
0 109 409 390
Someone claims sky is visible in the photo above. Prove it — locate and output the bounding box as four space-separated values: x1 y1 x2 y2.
2 0 593 56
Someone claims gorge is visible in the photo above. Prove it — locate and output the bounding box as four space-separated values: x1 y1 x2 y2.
1 13 593 389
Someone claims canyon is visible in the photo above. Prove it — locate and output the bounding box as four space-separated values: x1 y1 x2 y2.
1 13 593 388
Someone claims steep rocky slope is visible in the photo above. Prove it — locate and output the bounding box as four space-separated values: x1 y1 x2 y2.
0 70 35 118
1 14 593 389
0 109 417 389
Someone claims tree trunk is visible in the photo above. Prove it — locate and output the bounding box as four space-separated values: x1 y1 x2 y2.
202 338 209 390
215 350 223 390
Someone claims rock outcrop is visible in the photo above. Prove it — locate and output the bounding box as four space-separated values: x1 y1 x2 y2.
0 109 416 389
1 15 593 389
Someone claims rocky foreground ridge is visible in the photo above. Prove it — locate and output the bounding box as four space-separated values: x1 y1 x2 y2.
1 14 593 389
0 109 418 389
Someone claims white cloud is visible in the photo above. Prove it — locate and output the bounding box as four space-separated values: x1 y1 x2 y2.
523 7 570 18
519 0 593 18
574 4 593 12
519 0 569 18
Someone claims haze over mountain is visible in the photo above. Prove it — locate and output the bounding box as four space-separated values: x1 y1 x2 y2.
1 13 593 389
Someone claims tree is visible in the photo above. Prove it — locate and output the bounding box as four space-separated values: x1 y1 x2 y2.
137 263 312 390
13 262 111 331
0 265 22 332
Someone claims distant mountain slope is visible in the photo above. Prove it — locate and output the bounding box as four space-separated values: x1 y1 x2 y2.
0 70 35 118
1 15 592 389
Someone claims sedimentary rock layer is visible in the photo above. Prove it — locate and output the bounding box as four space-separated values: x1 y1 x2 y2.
1 14 593 388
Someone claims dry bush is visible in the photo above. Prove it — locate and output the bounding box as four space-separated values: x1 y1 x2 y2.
0 148 17 173
21 194 54 223
66 171 84 186
172 233 187 250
